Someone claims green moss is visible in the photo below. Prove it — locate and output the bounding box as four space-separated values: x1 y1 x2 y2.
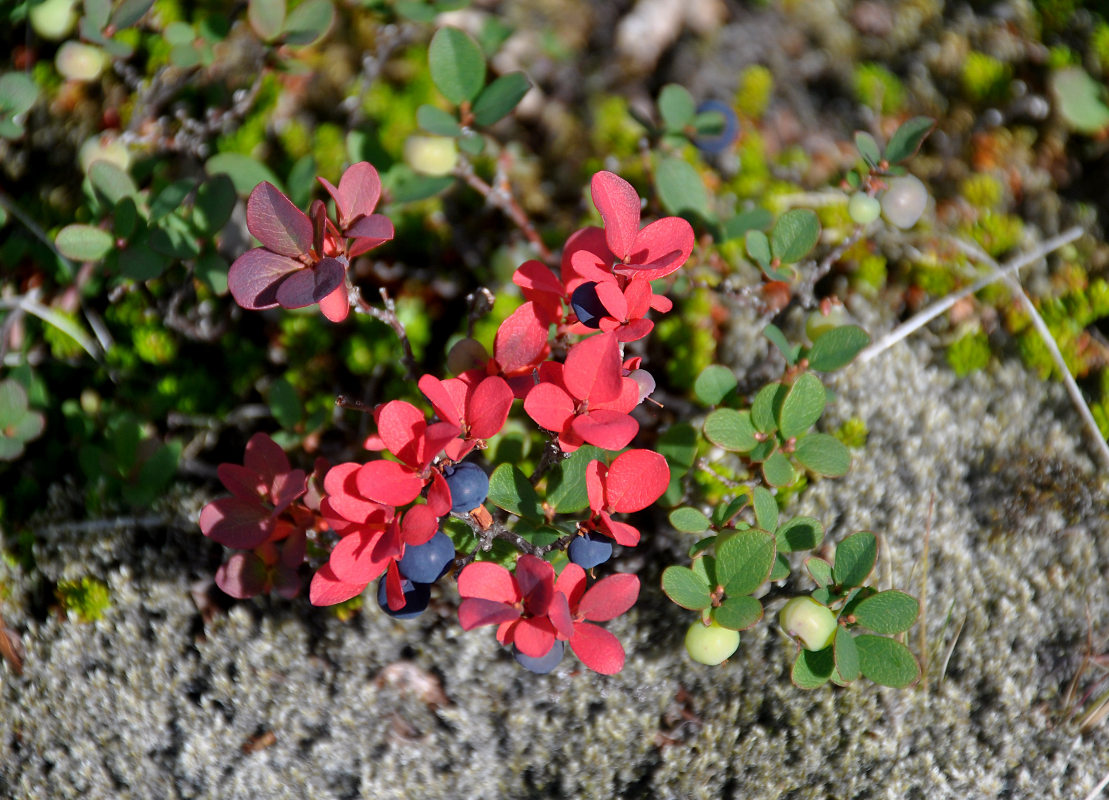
56 576 111 622
330 593 363 622
588 94 642 162
1091 369 1109 437
853 254 888 295
1092 23 1109 73
730 128 770 199
960 173 1004 210
735 65 773 119
852 63 905 115
132 326 178 365
655 288 717 391
42 311 86 360
215 73 281 157
945 329 991 376
968 211 1024 257
279 118 312 160
312 122 347 185
961 52 1011 104
911 260 956 296
835 417 869 448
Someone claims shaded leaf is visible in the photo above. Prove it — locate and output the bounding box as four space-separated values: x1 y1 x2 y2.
488 463 543 520
761 449 795 487
193 174 236 236
750 381 785 434
89 160 138 205
778 373 825 439
854 131 881 167
472 71 532 127
806 556 833 587
693 364 737 405
763 322 801 365
806 324 870 371
713 594 762 631
205 153 281 195
792 645 834 689
833 628 860 682
884 116 935 163
833 531 877 589
776 516 822 553
546 445 604 514
417 104 461 136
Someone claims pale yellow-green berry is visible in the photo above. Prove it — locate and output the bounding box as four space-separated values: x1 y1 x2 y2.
56 42 107 83
684 619 740 665
404 135 459 176
779 596 838 651
29 0 78 40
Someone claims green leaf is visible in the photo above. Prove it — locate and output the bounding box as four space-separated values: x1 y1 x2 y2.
546 444 604 514
268 377 302 429
119 243 167 281
149 179 196 223
763 323 800 365
713 595 763 631
806 556 833 587
147 215 200 259
778 373 826 439
669 507 711 533
751 486 777 532
205 153 280 195
792 645 834 689
656 157 710 220
472 71 531 127
417 104 462 136
488 463 543 521
457 131 485 155
884 116 934 164
195 251 229 294
689 535 716 558
0 380 28 428
658 84 696 132
854 131 881 167
833 531 877 589
661 565 712 611
429 27 487 105
89 161 138 205
702 408 757 453
0 72 38 116
693 364 737 405
113 198 139 238
691 553 716 587
722 208 772 241
657 422 698 468
283 0 334 46
56 224 113 262
768 553 790 582
193 174 236 236
771 208 820 264
776 516 822 553
806 324 870 371
745 229 771 269
164 21 195 46
715 529 775 597
110 0 154 29
761 449 795 487
248 0 286 41
833 628 860 682
794 433 850 477
384 164 454 203
712 493 749 529
856 635 920 688
854 590 919 634
750 382 785 434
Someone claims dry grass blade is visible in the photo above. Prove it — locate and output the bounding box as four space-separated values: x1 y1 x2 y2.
0 613 24 676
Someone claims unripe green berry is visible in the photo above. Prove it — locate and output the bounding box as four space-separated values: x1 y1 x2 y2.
847 192 881 225
79 135 132 173
684 619 740 665
805 305 849 343
880 175 928 229
404 135 459 176
56 42 107 83
29 0 78 40
779 596 838 651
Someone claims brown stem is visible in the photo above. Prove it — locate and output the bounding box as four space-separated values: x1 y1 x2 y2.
454 158 553 263
349 285 419 382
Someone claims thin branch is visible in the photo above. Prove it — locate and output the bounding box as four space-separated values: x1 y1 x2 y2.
454 157 553 263
947 233 1109 472
349 285 419 381
1082 766 1109 800
858 226 1083 363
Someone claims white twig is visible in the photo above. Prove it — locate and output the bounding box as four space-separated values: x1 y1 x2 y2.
858 226 1083 363
1081 767 1109 800
948 232 1109 472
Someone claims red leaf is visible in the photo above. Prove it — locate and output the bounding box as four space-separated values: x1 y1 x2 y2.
276 257 346 309
458 598 520 630
427 470 452 517
400 504 437 546
243 432 292 480
620 216 694 280
338 161 383 225
375 400 426 463
603 449 670 512
218 463 264 503
595 279 627 321
318 284 350 322
515 555 554 615
571 409 638 450
561 227 613 292
467 376 513 439
309 564 367 606
513 259 563 297
323 462 390 524
578 573 639 621
419 421 462 469
563 332 622 404
494 301 549 375
569 622 626 674
599 512 640 546
585 460 606 514
623 277 653 318
547 591 574 639
269 469 308 514
513 617 557 658
418 374 462 427
523 381 574 434
615 318 653 343
228 248 302 310
554 563 588 610
385 561 405 611
346 214 394 257
215 552 269 599
457 561 519 603
329 529 389 585
199 497 275 549
355 460 424 506
246 181 313 257
591 171 640 261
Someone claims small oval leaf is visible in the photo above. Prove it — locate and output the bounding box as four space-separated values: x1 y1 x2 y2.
806 324 870 371
703 409 757 452
771 208 820 264
693 364 737 405
833 531 877 589
856 635 920 688
853 590 919 634
661 565 712 611
778 372 826 439
429 27 487 105
794 433 850 477
56 224 113 262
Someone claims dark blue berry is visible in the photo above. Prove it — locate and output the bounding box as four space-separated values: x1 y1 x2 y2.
514 640 565 674
570 282 606 329
376 575 430 619
692 100 740 155
399 530 455 583
443 462 489 513
567 531 613 569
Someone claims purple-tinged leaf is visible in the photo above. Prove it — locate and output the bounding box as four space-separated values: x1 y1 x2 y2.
215 552 269 599
228 248 301 310
246 181 313 257
275 258 345 309
346 214 394 256
337 161 383 225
